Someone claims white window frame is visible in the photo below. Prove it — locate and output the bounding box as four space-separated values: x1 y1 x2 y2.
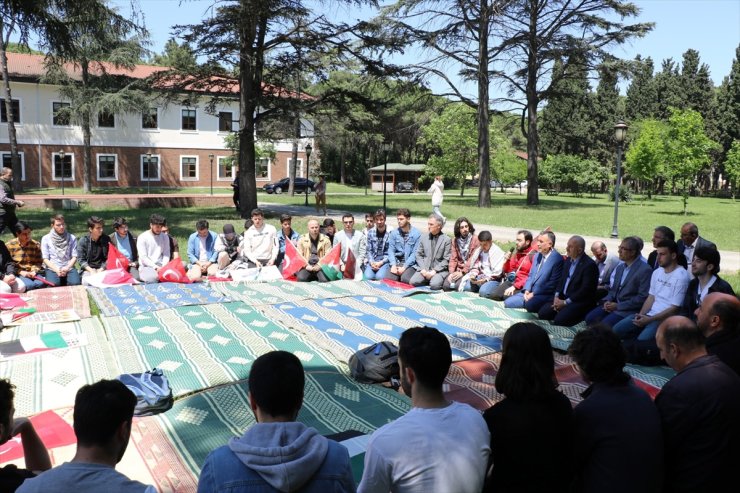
52 152 74 181
141 107 159 131
140 154 161 182
256 157 271 181
0 98 22 125
179 155 199 181
287 158 304 178
181 108 197 132
96 153 118 181
97 111 116 129
51 101 71 127
217 156 236 181
1 152 26 181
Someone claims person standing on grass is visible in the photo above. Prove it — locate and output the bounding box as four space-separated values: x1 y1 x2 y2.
0 167 24 236
41 214 80 286
427 175 445 225
315 175 327 216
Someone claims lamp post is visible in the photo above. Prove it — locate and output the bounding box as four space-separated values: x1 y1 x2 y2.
304 143 312 207
610 120 629 238
59 150 66 196
146 153 152 195
208 153 214 196
381 143 391 211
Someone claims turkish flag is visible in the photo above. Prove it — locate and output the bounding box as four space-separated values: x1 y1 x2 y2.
106 243 130 271
84 268 137 288
158 258 192 283
282 239 307 279
343 248 356 280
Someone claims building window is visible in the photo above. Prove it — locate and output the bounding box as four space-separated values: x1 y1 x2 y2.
218 111 233 132
142 108 158 129
180 156 198 180
97 154 117 181
256 158 270 179
98 111 115 128
181 109 196 131
217 156 235 180
1 99 20 123
53 152 74 180
287 158 304 178
1 153 26 181
141 155 160 181
52 102 71 126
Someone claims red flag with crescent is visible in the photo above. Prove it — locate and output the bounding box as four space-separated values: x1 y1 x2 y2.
157 258 192 283
281 239 307 279
106 243 130 271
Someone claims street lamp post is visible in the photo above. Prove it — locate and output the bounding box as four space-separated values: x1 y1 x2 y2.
59 150 66 196
208 153 214 196
381 143 391 211
146 153 152 195
610 121 629 238
304 143 312 207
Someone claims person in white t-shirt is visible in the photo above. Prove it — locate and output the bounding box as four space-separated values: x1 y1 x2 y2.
613 239 690 345
240 208 278 268
358 326 490 493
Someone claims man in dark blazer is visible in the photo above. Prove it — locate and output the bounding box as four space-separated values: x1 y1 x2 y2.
504 231 563 312
647 226 687 270
677 222 716 268
585 236 653 328
539 236 599 326
680 246 735 319
409 214 451 290
592 240 620 299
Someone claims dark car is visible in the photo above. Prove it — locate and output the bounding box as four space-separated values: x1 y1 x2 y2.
263 177 316 194
395 181 414 193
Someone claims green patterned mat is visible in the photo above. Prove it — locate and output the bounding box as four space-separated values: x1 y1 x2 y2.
0 318 120 416
102 303 345 398
149 371 410 481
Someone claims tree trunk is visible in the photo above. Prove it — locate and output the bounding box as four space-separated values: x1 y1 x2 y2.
82 116 92 193
0 31 23 192
289 112 299 195
525 4 540 206
476 0 491 208
339 143 346 185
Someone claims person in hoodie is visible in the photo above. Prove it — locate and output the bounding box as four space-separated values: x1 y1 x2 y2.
197 351 356 493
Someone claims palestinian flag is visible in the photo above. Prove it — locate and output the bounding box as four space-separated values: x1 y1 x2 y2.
343 248 357 280
0 331 88 359
320 243 343 281
282 239 307 279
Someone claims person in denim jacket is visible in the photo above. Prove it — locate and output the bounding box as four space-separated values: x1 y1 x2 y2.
384 208 422 285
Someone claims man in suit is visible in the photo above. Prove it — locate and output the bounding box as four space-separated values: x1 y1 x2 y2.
647 226 687 270
538 236 598 326
681 246 735 319
409 215 451 290
677 222 716 270
504 231 563 312
585 236 653 328
591 241 619 299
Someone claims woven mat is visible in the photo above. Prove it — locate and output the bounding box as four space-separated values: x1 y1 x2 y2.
102 303 345 398
259 294 508 364
447 352 674 411
6 285 92 320
88 282 232 317
0 318 119 416
134 371 410 486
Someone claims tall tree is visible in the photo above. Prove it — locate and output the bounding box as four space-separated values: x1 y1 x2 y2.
679 49 715 121
716 45 740 160
625 55 657 120
150 38 197 70
725 140 740 198
589 62 623 167
654 58 683 118
491 0 652 205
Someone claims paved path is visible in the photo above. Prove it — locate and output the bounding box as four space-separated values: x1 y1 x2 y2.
259 201 740 273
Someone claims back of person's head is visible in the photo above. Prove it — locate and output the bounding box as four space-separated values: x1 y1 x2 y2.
73 380 136 447
568 324 629 384
0 379 14 443
694 246 720 274
248 351 304 418
660 317 704 352
495 323 557 400
710 295 740 333
12 220 31 236
654 226 675 241
149 213 166 226
478 230 492 242
398 326 451 389
396 208 411 219
656 239 678 255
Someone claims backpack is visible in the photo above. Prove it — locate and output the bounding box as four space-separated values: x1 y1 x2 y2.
117 368 174 416
349 342 400 383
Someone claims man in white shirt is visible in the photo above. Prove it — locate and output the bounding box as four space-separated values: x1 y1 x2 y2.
332 213 366 279
136 213 171 283
240 209 278 268
358 326 490 493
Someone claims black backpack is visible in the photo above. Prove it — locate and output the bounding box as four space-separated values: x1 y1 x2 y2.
349 341 400 383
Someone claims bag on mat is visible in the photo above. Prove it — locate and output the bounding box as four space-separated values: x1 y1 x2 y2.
349 341 400 383
117 368 174 416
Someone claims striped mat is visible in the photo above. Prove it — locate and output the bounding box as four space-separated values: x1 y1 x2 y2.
101 302 345 398
88 282 232 317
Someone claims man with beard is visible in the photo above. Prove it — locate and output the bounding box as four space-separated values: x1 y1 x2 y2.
488 230 535 301
41 214 80 286
385 208 422 285
6 221 46 291
136 213 171 283
680 246 735 319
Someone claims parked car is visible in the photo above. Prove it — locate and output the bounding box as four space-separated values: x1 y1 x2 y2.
395 181 414 192
263 177 316 194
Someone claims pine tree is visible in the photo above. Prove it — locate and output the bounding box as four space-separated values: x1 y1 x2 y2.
717 45 740 158
655 58 684 118
590 63 622 167
626 55 657 120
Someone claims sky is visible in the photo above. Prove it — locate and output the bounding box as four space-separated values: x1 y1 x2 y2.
99 0 740 93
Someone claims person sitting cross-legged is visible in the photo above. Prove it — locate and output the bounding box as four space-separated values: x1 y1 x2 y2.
240 208 278 269
384 208 422 285
77 216 111 286
274 214 299 272
504 231 563 313
0 239 23 293
442 217 480 291
40 214 81 286
364 209 391 280
109 217 140 281
187 219 219 282
214 224 242 271
464 230 506 297
680 246 735 319
408 214 451 290
6 221 46 291
197 351 355 493
296 219 332 283
136 214 171 284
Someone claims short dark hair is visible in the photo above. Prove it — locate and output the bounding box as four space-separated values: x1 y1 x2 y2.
694 246 720 274
398 326 451 389
196 219 209 231
453 217 475 238
495 323 557 400
656 239 678 255
87 216 104 230
661 317 704 351
73 380 137 447
342 213 354 222
248 351 304 417
517 230 533 243
365 212 374 221
111 217 127 230
374 209 386 219
710 297 740 334
279 213 292 223
396 208 411 219
569 324 628 384
323 218 335 227
251 208 264 218
244 218 253 229
12 220 31 236
0 379 14 438
478 230 492 242
654 226 675 241
149 213 166 226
